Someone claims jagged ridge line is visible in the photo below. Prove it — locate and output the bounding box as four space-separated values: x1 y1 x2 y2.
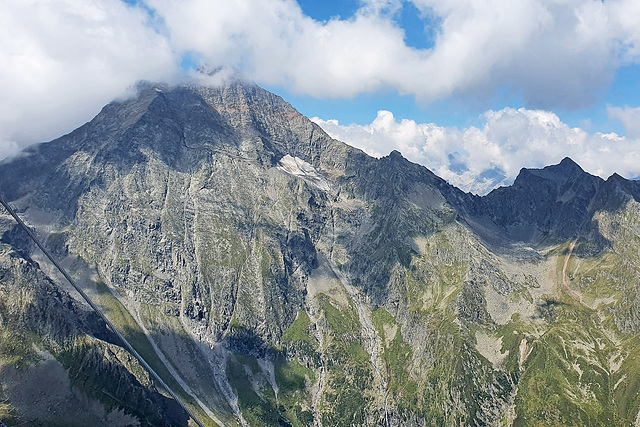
0 194 206 427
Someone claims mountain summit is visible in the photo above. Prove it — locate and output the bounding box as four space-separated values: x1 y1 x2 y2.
468 156 608 245
1 79 640 426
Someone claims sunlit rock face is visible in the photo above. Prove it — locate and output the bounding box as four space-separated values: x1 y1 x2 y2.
1 77 640 426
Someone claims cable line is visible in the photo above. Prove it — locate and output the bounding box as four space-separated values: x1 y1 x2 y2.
0 194 206 427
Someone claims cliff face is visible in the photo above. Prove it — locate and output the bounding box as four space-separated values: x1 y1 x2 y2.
1 76 640 426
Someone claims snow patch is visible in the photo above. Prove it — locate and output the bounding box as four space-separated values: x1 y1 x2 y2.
277 155 330 191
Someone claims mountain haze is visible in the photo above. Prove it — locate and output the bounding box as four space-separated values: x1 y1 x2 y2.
1 76 640 426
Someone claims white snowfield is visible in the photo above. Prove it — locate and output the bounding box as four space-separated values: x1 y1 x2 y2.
277 154 330 191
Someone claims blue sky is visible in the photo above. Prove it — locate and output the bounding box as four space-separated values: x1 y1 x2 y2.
2 0 640 193
271 62 640 137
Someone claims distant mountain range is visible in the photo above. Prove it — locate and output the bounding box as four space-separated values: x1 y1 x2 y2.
1 75 640 426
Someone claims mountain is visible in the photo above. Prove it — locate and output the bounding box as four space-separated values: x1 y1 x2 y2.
476 158 601 240
1 75 640 426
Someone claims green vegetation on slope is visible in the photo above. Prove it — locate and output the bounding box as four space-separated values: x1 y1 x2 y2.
317 294 376 426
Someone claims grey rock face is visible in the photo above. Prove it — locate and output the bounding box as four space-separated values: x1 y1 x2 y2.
469 157 604 244
1 78 640 426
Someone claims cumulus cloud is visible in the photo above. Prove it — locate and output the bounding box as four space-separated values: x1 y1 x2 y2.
146 0 413 98
146 0 640 108
0 0 177 157
312 108 640 194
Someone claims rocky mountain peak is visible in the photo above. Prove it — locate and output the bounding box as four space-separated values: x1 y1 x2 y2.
608 172 626 182
588 171 640 213
513 156 589 187
387 149 403 159
469 158 604 244
558 155 581 169
3 76 640 427
0 77 358 215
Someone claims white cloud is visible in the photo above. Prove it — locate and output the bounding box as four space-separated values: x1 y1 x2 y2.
610 0 640 60
0 137 20 162
0 0 178 157
312 107 640 194
608 106 640 139
146 0 414 98
145 0 640 108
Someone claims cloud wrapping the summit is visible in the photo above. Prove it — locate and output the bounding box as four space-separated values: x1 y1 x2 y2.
147 0 640 109
0 0 177 152
312 108 640 194
146 0 413 98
